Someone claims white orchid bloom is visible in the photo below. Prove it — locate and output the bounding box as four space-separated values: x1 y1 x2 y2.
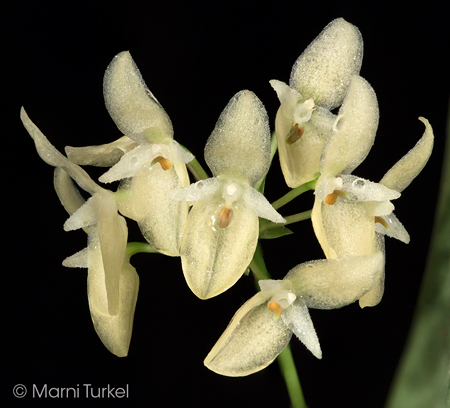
21 108 138 357
270 18 363 188
82 51 193 257
170 90 285 299
309 76 434 308
310 74 400 260
204 252 383 376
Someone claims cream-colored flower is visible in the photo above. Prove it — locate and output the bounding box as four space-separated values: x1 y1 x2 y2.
170 90 285 299
309 74 434 308
68 51 193 256
21 108 138 357
204 252 383 376
271 18 363 188
311 74 393 260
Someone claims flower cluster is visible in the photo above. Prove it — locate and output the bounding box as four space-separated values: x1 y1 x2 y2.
21 17 433 378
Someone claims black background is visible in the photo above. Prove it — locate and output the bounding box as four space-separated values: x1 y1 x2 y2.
3 1 449 407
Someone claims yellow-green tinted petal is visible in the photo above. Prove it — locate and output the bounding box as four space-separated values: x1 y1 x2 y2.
53 168 86 219
180 197 259 299
290 18 363 110
311 196 337 259
380 117 434 192
204 291 292 376
320 75 379 176
204 90 271 186
65 136 139 167
88 260 139 357
103 51 173 143
21 107 99 195
312 196 375 258
96 193 128 315
126 161 189 257
359 235 386 308
275 104 335 188
286 252 383 309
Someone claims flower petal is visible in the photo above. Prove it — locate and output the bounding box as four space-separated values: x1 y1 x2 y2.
63 194 100 231
180 197 259 299
320 75 379 176
62 247 88 268
65 136 139 167
88 260 139 357
242 186 285 223
96 193 128 315
380 117 434 192
53 168 86 219
169 177 221 203
274 101 335 188
204 291 292 376
204 90 271 186
125 162 190 256
341 175 400 202
169 140 195 164
312 196 376 258
359 234 386 308
364 201 396 217
375 212 410 243
311 196 337 259
21 107 99 195
281 298 322 359
98 144 151 183
285 252 384 309
103 51 173 143
290 18 363 110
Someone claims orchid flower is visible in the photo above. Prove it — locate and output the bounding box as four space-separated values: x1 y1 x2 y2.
310 74 401 260
310 74 434 308
21 108 138 357
170 90 285 299
69 51 194 256
270 18 363 188
204 252 383 376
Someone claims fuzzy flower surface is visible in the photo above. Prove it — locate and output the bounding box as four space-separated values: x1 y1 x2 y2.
310 74 434 307
170 90 285 299
204 252 383 376
21 108 138 357
271 18 363 188
68 51 194 256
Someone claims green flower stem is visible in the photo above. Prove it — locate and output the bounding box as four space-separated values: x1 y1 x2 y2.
284 210 312 225
125 242 160 258
178 143 210 181
249 242 307 408
277 344 308 408
272 179 317 210
187 159 209 181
